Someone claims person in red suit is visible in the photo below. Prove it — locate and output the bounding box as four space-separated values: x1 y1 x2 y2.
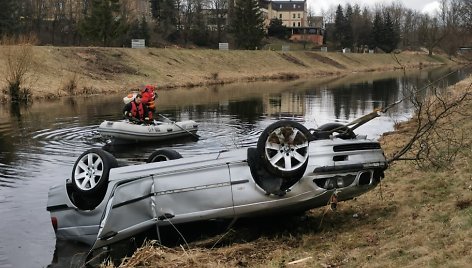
122 93 153 124
141 84 157 112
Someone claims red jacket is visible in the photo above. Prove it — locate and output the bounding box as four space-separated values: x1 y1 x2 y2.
141 85 156 111
123 100 152 120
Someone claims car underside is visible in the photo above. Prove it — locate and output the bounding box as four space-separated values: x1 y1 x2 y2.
47 120 388 253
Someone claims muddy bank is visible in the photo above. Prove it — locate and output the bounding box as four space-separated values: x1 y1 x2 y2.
0 46 463 100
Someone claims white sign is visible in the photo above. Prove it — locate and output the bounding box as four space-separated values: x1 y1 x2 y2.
132 39 145 48
219 43 229 50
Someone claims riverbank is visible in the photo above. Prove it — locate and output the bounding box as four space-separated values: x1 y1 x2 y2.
0 46 463 100
105 73 472 267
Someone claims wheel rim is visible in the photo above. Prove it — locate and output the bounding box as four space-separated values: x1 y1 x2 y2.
264 125 309 172
74 153 104 191
150 154 170 162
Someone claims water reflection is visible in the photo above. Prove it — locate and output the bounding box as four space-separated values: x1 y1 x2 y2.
0 65 470 267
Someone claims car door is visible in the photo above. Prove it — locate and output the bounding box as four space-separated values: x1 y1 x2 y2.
228 160 277 216
91 160 234 250
153 161 234 224
92 176 156 250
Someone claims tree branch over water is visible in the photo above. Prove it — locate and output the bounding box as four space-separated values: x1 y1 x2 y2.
386 81 472 169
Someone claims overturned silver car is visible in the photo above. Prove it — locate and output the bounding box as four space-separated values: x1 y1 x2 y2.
47 120 387 251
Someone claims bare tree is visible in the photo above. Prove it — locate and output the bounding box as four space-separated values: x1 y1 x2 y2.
334 69 472 170
49 0 67 45
386 79 472 169
209 0 228 43
31 0 48 36
417 14 445 56
458 0 472 30
438 0 463 57
181 0 195 44
66 0 84 45
321 6 337 24
401 9 422 48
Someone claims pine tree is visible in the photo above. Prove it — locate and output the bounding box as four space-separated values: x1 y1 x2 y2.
358 7 372 51
150 0 179 42
334 4 353 49
268 18 290 39
129 16 150 41
371 12 383 50
382 12 399 53
230 0 265 50
343 4 353 48
79 0 128 46
370 11 399 53
333 5 345 48
140 16 151 42
191 1 209 46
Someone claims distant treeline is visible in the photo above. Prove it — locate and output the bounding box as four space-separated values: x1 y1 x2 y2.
319 0 472 55
0 0 471 55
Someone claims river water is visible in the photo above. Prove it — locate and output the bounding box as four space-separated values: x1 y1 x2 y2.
0 66 470 267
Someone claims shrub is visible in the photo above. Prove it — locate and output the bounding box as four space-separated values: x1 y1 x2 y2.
1 34 37 102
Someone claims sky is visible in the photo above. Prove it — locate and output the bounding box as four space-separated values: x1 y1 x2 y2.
307 0 441 16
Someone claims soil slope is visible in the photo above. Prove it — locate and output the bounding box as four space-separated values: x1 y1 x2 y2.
0 46 458 100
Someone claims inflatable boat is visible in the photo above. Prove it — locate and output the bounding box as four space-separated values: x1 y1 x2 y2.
97 120 198 143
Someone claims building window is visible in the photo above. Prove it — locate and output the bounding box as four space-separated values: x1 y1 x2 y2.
298 13 300 18
279 14 282 19
293 14 295 19
298 22 301 27
293 22 295 27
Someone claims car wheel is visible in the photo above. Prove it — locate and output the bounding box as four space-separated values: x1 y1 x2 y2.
71 148 117 196
257 120 311 179
147 149 182 163
317 123 356 139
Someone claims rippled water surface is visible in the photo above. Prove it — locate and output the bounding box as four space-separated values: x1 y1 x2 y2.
0 66 470 267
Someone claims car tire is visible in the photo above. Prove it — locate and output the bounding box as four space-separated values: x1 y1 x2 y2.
71 148 118 196
257 120 311 179
147 149 183 163
317 123 356 139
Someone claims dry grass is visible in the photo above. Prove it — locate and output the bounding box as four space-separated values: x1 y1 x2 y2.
0 46 462 101
99 76 472 268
